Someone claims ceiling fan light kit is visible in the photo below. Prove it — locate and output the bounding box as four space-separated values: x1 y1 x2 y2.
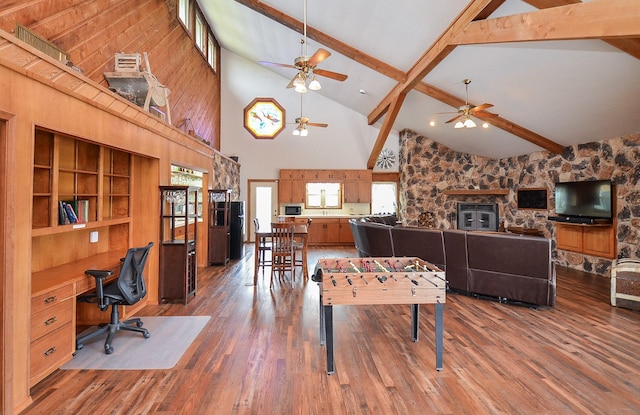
442 79 497 130
258 0 347 95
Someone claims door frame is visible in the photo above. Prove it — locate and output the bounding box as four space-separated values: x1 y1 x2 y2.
247 179 279 242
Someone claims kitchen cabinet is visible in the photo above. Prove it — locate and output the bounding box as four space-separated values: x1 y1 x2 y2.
278 169 372 204
344 170 372 203
338 218 355 244
306 217 354 246
279 169 305 203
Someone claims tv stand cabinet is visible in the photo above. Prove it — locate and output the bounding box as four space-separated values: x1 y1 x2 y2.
555 222 616 259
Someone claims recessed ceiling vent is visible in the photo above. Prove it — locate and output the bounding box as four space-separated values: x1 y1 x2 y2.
15 24 68 62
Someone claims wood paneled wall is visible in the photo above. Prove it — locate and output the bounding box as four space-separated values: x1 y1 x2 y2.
0 0 221 149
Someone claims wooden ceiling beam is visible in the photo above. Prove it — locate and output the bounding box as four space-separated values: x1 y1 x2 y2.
368 0 505 126
454 0 640 45
523 0 640 59
367 93 406 170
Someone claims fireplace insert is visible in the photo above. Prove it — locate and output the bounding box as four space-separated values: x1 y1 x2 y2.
457 203 498 231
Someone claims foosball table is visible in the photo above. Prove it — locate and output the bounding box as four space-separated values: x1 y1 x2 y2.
312 257 446 374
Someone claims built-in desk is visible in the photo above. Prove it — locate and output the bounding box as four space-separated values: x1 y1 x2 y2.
30 251 145 386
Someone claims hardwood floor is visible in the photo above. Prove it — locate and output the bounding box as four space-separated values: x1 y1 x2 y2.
24 246 640 415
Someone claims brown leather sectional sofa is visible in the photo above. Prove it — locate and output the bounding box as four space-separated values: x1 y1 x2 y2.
349 219 556 307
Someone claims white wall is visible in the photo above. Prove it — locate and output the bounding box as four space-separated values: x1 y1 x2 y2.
219 49 398 201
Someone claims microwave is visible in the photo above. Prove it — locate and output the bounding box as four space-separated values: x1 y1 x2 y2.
285 205 302 215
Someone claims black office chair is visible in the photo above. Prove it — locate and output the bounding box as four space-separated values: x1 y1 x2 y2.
76 242 154 354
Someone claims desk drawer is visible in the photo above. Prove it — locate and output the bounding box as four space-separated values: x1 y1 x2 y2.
30 322 74 386
31 299 73 341
31 284 73 315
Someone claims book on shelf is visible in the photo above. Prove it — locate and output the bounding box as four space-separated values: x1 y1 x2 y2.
76 199 89 223
63 202 78 224
58 201 70 225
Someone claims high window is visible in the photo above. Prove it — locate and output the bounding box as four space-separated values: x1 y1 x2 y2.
177 0 218 73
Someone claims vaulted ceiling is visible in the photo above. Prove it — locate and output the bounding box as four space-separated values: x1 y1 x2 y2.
201 0 640 166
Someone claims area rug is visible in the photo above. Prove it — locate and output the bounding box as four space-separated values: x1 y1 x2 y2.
61 316 211 370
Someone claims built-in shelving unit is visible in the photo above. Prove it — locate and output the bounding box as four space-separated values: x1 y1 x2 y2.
30 128 136 387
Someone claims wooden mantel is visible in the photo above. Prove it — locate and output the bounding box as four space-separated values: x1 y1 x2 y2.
443 189 509 195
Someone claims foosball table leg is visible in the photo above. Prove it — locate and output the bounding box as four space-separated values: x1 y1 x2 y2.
411 304 420 342
324 305 335 375
435 302 444 371
319 290 326 346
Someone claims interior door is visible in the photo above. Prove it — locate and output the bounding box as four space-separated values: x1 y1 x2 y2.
248 180 279 242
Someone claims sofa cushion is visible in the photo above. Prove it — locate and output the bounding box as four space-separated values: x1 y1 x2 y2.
391 226 445 271
465 232 555 306
442 230 469 292
355 222 394 257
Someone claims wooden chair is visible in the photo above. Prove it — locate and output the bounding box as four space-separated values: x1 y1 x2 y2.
254 218 271 275
270 223 294 286
292 218 311 279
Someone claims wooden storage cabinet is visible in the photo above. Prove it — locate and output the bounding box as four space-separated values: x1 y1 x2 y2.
279 169 305 203
29 284 74 387
308 218 354 245
556 223 616 259
159 186 198 303
343 170 372 203
338 218 355 244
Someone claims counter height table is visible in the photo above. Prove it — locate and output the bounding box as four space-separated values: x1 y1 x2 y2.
253 223 308 286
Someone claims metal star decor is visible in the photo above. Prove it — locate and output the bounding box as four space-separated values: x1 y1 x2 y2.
376 148 396 169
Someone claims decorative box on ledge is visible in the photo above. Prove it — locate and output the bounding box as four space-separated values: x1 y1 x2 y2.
611 258 640 311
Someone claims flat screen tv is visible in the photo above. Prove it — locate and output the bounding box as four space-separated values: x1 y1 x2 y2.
554 179 613 220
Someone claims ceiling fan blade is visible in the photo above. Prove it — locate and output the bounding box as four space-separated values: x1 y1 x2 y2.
313 68 348 81
445 114 464 124
286 73 299 89
259 60 297 69
473 111 498 118
307 48 331 67
307 122 328 128
470 103 493 113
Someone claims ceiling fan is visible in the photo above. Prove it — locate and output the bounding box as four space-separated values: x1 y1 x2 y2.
290 95 328 136
258 0 348 93
441 79 498 128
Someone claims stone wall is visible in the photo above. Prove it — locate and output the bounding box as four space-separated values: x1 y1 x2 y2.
398 129 639 276
211 153 241 200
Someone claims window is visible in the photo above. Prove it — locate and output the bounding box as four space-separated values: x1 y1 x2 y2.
371 182 397 214
207 34 216 70
195 12 206 52
177 0 217 73
178 0 190 29
306 183 341 209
